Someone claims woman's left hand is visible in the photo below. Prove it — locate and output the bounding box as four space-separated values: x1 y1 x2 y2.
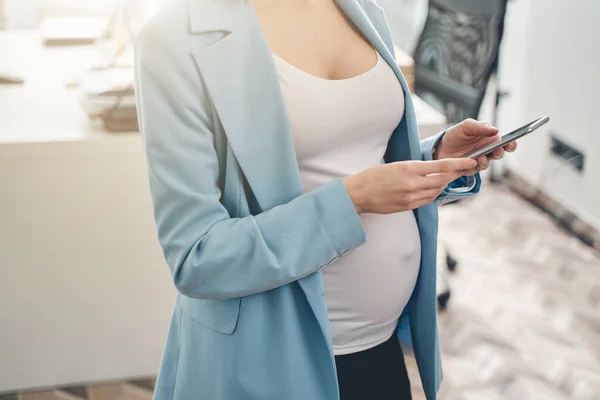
433 118 517 175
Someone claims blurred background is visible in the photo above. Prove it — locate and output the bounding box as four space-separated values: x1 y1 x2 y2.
0 0 599 399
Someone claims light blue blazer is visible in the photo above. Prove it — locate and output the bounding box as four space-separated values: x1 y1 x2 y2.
134 0 480 399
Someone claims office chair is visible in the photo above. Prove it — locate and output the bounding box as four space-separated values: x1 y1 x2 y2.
414 0 508 123
412 0 509 309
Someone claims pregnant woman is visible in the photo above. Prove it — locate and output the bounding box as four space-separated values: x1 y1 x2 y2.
133 0 515 399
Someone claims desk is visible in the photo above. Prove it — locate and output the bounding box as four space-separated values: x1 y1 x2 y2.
0 31 128 143
0 31 170 393
0 31 447 393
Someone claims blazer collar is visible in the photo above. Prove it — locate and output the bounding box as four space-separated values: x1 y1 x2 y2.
186 0 250 33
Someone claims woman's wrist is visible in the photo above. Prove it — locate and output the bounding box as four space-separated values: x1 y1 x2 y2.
342 175 367 214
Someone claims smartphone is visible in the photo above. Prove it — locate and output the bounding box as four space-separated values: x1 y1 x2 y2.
465 116 550 159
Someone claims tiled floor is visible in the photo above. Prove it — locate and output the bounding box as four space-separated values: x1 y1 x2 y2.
7 184 600 399
408 183 600 400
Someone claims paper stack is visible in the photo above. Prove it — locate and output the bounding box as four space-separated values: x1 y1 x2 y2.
79 65 138 132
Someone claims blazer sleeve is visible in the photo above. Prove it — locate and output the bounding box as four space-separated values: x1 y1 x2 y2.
420 132 482 205
133 23 366 300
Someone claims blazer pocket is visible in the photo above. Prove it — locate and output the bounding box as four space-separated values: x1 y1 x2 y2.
177 295 241 335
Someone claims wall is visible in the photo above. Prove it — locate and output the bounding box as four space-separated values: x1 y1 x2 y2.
4 0 116 28
0 0 5 29
4 0 40 29
496 0 600 230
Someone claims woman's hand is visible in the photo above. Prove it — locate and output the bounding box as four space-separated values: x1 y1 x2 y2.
342 158 477 214
434 119 517 175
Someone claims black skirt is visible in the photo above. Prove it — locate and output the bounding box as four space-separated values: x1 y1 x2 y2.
335 332 412 400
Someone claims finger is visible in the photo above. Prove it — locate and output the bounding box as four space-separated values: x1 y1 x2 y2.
504 141 518 152
414 158 478 176
420 171 463 189
489 147 505 160
477 156 490 171
462 167 480 176
459 119 500 137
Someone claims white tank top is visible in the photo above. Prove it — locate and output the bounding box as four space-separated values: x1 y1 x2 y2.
274 51 421 355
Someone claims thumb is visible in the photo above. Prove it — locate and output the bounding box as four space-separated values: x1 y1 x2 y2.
459 119 499 137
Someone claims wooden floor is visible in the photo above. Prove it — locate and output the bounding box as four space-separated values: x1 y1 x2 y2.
6 184 600 400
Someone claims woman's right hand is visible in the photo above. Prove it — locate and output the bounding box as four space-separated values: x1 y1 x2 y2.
342 158 478 214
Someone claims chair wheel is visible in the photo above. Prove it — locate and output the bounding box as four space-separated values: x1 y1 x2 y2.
437 291 451 310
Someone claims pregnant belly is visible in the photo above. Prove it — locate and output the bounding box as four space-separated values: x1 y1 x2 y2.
322 210 421 355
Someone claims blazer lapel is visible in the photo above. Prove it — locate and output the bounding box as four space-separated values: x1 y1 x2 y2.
191 7 304 213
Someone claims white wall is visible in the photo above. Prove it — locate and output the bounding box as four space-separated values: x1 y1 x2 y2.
4 0 116 28
497 0 600 229
4 0 40 29
0 0 6 29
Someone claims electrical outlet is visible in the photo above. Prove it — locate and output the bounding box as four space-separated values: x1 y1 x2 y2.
550 133 585 172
